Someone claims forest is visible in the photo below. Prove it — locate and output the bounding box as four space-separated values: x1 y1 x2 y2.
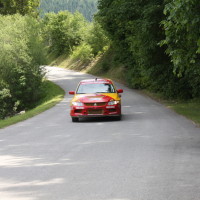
39 0 98 21
0 0 199 120
96 0 200 99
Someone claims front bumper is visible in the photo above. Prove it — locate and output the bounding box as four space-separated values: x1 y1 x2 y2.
70 104 121 118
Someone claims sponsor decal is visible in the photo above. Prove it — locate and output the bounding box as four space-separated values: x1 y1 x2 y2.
89 98 102 101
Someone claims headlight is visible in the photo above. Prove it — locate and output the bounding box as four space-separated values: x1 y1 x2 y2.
72 102 84 106
108 100 120 105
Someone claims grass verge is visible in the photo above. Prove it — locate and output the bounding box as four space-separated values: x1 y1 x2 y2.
167 100 200 125
142 90 200 126
0 80 65 129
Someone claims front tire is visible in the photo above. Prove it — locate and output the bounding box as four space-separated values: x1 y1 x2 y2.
72 117 79 122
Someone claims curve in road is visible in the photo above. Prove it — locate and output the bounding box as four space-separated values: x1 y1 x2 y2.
0 66 200 200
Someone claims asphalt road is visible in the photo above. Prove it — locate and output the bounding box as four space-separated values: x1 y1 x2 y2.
0 66 200 200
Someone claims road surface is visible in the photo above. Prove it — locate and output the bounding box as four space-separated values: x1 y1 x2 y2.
0 66 200 200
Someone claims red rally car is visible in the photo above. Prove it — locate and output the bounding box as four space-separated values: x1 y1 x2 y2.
69 78 123 122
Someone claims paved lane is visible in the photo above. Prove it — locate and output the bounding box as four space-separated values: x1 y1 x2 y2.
0 66 200 200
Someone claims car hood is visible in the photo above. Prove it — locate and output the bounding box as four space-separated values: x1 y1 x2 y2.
72 93 120 103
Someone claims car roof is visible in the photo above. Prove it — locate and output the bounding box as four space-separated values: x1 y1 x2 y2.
79 78 113 84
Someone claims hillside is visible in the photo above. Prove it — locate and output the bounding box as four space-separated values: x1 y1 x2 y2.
40 0 98 21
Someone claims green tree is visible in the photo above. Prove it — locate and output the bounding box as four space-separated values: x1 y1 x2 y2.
0 14 46 119
162 0 200 74
70 20 110 63
162 0 200 97
97 0 200 99
85 21 110 56
43 11 87 56
97 1 172 90
0 0 40 16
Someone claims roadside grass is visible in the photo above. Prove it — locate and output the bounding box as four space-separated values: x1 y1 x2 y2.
0 80 65 129
49 52 200 127
142 90 200 126
167 100 200 125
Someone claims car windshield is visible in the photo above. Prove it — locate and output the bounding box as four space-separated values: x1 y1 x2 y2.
76 83 116 94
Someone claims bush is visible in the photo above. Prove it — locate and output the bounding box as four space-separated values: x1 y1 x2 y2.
86 21 110 56
70 42 94 62
0 88 13 119
0 14 46 119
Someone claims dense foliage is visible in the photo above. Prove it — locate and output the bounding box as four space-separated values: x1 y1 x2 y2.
97 0 200 99
43 10 109 58
162 0 200 97
70 20 110 62
43 11 88 56
40 0 98 21
0 0 39 16
0 14 46 119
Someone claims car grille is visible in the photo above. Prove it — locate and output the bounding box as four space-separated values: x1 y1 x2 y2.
74 109 82 113
88 109 104 114
84 102 106 106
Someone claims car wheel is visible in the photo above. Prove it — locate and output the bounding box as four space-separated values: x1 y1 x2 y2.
72 117 79 122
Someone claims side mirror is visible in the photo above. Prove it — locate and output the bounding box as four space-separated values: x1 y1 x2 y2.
69 91 75 95
117 89 123 93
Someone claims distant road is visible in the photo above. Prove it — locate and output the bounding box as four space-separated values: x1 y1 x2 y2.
0 66 199 200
